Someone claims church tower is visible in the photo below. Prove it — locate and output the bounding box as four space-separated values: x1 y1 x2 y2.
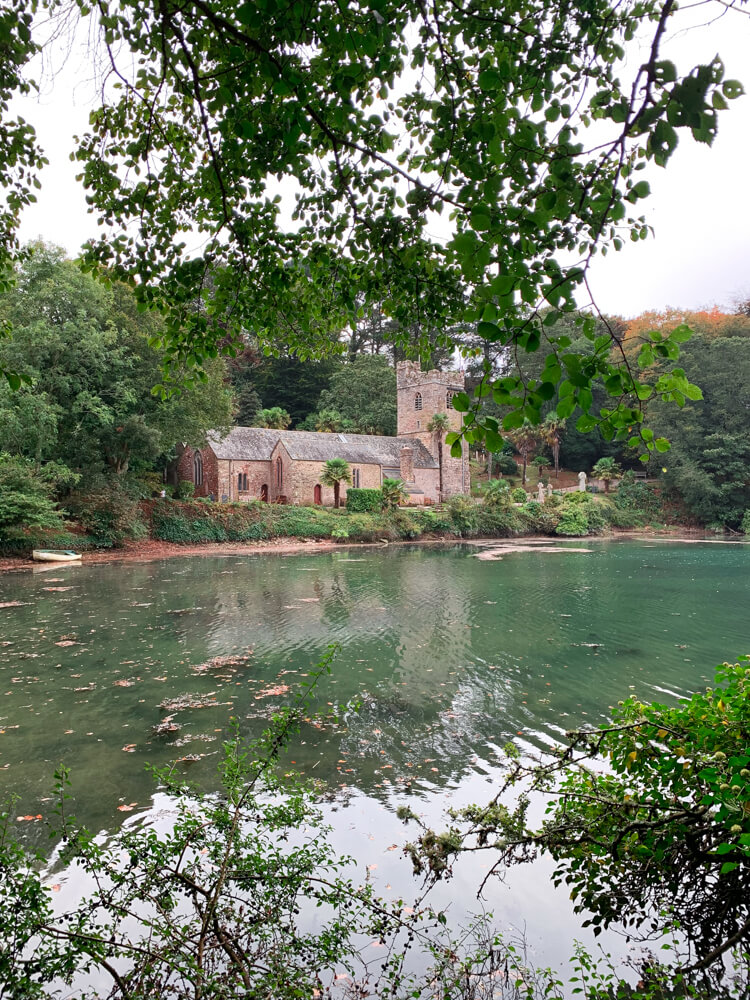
396 361 469 497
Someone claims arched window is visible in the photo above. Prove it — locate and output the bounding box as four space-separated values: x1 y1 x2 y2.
193 452 203 486
276 456 283 489
415 392 422 411
238 472 248 492
446 391 454 409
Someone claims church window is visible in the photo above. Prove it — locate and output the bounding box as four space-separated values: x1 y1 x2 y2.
238 472 248 491
352 468 361 488
276 456 283 488
415 392 422 410
193 452 203 486
446 391 454 409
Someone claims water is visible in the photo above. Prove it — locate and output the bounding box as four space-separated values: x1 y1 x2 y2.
1 538 748 972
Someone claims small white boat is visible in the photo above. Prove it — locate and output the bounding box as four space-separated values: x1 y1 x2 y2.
32 549 83 563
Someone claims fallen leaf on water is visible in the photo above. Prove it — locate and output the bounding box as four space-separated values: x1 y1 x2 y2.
254 684 290 700
17 814 43 822
122 744 136 753
117 803 138 812
55 640 77 647
51 884 61 892
367 864 377 871
386 844 398 851
43 587 74 592
113 679 134 688
0 600 29 608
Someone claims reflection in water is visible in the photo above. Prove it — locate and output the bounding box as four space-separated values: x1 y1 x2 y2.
2 540 749 967
1 540 748 831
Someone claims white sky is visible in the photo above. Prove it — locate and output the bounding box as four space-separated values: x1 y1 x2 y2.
12 3 750 320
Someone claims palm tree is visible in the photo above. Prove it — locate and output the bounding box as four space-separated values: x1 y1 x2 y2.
254 406 291 429
505 421 540 486
427 412 451 499
320 458 352 508
541 412 566 479
592 456 622 494
381 477 408 510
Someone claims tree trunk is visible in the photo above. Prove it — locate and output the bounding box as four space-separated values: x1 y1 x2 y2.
521 451 527 486
553 442 560 478
334 482 340 508
437 440 444 499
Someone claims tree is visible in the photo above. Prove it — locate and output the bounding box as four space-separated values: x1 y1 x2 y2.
426 413 450 499
0 454 70 542
253 406 291 429
251 355 344 428
299 409 355 433
540 413 566 479
592 455 623 493
320 458 351 508
401 657 750 994
317 356 397 436
381 476 408 511
4 0 738 452
0 244 234 479
505 422 541 486
644 332 750 527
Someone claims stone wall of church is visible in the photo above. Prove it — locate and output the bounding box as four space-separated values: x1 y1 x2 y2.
396 361 470 497
412 467 440 503
176 445 219 498
216 460 271 502
271 449 383 505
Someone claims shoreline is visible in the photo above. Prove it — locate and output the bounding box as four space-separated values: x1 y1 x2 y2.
0 526 742 575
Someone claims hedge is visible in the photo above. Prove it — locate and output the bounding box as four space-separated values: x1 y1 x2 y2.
346 488 383 513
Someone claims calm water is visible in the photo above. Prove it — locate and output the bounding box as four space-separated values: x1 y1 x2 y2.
1 539 748 970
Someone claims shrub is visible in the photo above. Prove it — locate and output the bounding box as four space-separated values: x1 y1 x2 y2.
443 495 479 537
518 500 559 534
511 487 527 503
742 510 750 535
0 455 69 546
495 454 518 476
175 480 195 499
63 486 147 547
151 501 270 543
482 479 511 508
384 508 424 539
615 473 662 521
381 477 408 510
330 527 349 541
476 506 520 537
412 507 453 533
345 488 382 513
555 506 589 536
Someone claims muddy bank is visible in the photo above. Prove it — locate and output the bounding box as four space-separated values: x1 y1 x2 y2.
1 526 742 575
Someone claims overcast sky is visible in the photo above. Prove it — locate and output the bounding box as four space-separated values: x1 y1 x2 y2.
12 3 750 320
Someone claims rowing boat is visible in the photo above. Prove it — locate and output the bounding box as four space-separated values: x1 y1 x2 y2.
32 550 82 563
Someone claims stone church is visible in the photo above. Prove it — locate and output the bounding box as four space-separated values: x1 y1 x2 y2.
175 361 469 506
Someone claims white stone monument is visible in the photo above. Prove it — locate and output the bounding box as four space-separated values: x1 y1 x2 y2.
546 483 553 499
578 471 587 492
537 482 546 503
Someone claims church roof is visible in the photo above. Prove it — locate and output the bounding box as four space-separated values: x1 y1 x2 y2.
206 427 438 469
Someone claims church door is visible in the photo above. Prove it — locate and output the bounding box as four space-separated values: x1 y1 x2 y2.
260 484 268 503
313 484 322 505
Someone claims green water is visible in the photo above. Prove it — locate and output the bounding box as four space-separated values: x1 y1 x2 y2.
1 539 748 968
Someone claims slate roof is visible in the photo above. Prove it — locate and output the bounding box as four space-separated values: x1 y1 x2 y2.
206 427 438 469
